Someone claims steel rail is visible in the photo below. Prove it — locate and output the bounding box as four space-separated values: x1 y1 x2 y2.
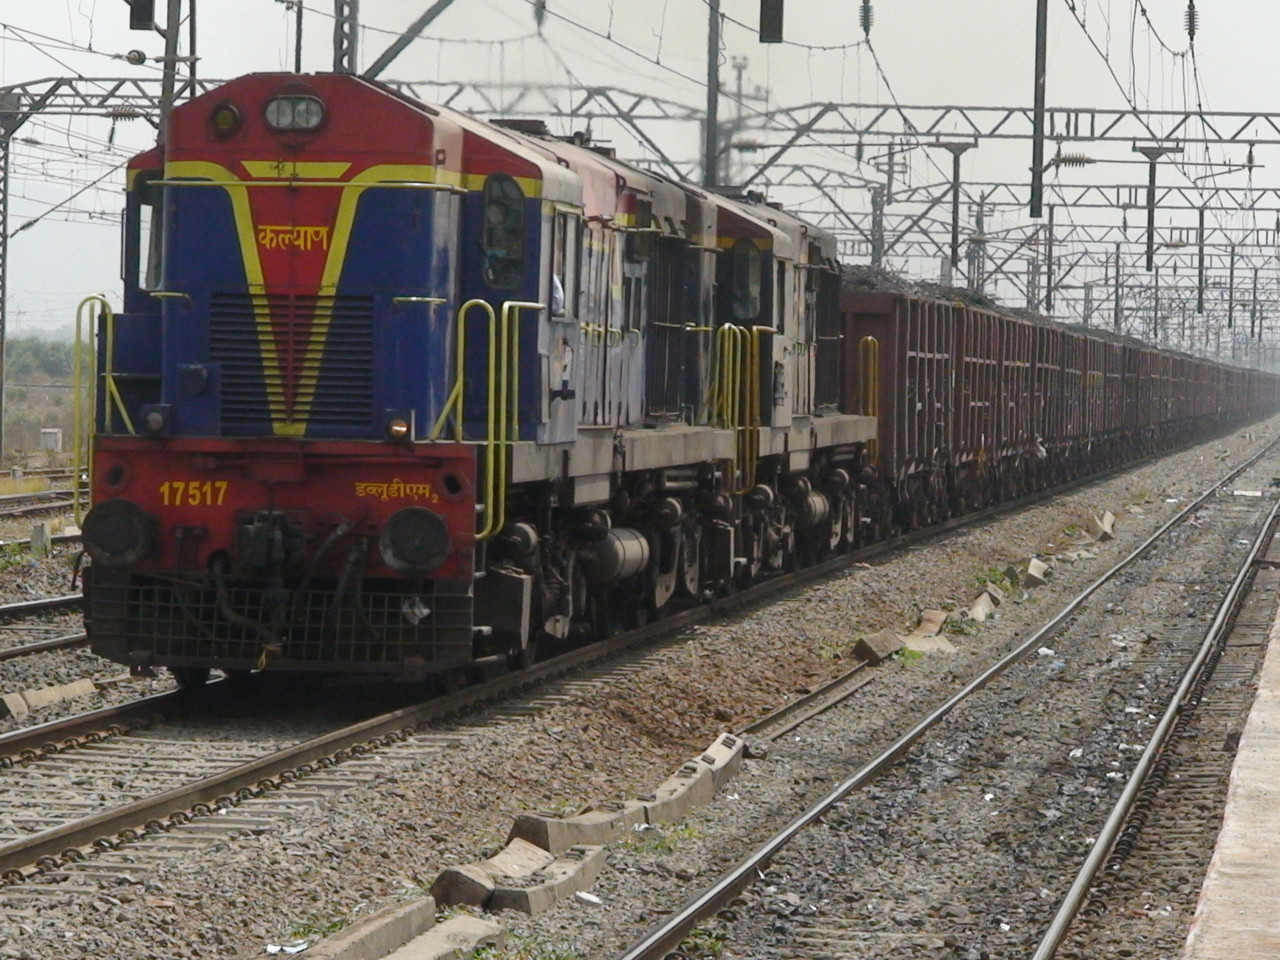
0 499 74 519
0 489 72 504
1030 484 1280 958
0 594 81 618
0 632 87 662
0 628 709 877
615 435 1280 960
0 533 81 549
0 686 190 763
740 662 871 740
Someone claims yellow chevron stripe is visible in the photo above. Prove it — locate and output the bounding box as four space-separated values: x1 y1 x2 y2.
165 159 438 436
165 160 289 429
165 159 550 436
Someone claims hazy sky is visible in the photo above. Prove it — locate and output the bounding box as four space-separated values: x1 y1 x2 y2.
2 1 1276 337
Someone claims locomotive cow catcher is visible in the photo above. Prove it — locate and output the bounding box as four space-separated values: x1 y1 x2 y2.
75 72 1280 687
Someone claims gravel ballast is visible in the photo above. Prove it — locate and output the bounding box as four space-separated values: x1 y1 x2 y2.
2 420 1279 960
0 543 179 733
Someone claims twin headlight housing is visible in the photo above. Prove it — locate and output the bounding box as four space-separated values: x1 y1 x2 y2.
210 94 325 137
263 95 325 132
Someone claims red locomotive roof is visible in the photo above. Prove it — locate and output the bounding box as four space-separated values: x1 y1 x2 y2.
161 73 579 202
431 103 579 202
526 137 687 233
167 73 449 174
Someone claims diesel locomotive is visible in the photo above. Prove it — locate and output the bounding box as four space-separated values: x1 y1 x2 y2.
77 72 1280 685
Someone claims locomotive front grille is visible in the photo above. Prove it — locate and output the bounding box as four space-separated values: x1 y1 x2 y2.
210 292 375 434
85 569 473 674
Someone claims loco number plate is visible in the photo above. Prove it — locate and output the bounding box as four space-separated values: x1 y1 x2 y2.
159 480 229 507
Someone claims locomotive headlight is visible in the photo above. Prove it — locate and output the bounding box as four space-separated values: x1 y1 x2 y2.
379 507 451 574
386 417 411 441
264 95 325 132
140 404 170 435
210 102 242 138
82 499 154 568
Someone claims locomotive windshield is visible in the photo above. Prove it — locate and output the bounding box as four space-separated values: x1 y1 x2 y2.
483 173 525 289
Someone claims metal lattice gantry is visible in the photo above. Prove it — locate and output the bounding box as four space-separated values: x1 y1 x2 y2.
11 68 1280 373
332 0 360 73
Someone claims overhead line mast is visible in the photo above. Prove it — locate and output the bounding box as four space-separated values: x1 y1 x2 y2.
704 0 721 188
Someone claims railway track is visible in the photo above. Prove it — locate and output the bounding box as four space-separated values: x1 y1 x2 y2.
1035 519 1280 957
0 427 1272 901
615 433 1280 959
0 594 85 664
0 490 74 520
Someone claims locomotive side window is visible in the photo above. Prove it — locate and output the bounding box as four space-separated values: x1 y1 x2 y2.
122 172 163 293
775 262 786 333
548 211 580 318
550 213 566 315
483 174 525 290
731 238 761 321
573 218 584 315
142 178 163 291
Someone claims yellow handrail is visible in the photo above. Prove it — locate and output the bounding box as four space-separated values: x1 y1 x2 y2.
706 326 722 424
429 298 492 443
858 335 881 465
478 300 545 541
745 326 773 491
73 295 135 525
710 324 736 427
708 324 749 489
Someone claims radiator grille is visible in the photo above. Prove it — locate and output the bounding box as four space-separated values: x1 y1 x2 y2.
210 293 375 433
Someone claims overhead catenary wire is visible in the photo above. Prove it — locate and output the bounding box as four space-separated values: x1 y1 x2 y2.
0 20 162 71
8 158 127 238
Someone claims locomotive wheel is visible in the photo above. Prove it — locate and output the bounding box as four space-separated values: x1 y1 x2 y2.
827 503 844 553
172 666 210 689
877 499 894 541
840 498 856 549
508 638 540 671
777 527 795 572
743 520 764 583
677 528 701 598
910 491 928 529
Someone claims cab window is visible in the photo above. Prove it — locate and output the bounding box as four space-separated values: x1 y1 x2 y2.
122 172 163 293
483 174 525 290
731 238 761 321
548 213 566 315
546 212 583 318
775 261 786 334
142 178 163 290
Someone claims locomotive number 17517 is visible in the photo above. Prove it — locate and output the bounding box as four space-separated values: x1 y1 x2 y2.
158 480 229 507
